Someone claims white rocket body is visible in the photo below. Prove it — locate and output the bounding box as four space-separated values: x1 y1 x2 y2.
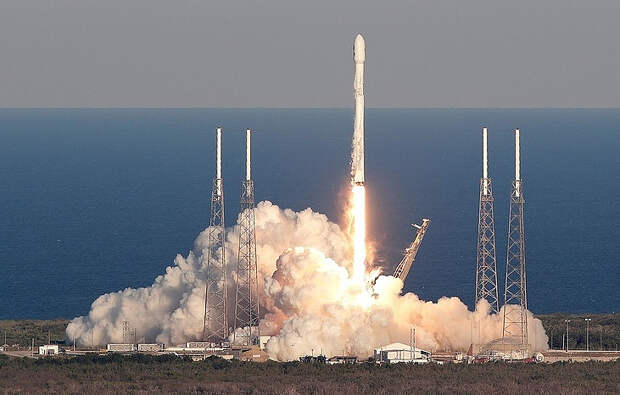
352 34 365 185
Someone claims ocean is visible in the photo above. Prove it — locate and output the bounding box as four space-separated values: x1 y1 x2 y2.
1 108 618 319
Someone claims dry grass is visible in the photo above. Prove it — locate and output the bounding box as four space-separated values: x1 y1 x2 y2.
0 354 618 394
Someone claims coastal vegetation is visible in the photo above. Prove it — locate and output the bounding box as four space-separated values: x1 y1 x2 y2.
1 314 619 350
0 315 618 393
0 353 618 393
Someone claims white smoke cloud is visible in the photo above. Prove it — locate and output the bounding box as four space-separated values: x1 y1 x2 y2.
261 247 547 361
66 201 547 359
66 201 349 347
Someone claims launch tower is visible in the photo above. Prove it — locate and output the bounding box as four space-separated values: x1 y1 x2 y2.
233 129 260 346
393 219 431 283
502 129 529 356
202 127 228 342
474 128 500 314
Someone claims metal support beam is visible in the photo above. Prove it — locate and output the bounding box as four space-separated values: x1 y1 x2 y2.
393 219 430 282
475 128 499 314
202 127 228 342
233 129 260 346
502 129 529 356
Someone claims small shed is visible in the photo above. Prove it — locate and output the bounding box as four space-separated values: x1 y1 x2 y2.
39 345 59 356
137 343 164 352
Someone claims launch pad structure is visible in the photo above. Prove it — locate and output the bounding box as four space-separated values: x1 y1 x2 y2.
474 128 500 314
501 129 529 357
201 127 260 347
202 127 228 343
478 129 531 360
233 129 260 346
393 219 431 282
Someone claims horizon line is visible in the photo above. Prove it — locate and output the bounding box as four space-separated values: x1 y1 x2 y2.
1 106 620 110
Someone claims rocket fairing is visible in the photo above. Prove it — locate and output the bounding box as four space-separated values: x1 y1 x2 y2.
351 34 366 185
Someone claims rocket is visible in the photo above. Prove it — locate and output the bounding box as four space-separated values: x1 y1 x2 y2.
351 34 365 185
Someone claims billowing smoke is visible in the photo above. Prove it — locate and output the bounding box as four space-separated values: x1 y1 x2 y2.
66 201 547 359
261 247 547 360
66 202 349 347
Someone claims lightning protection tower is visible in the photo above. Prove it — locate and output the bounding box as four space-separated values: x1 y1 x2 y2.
234 129 259 346
202 127 228 342
122 321 130 344
475 127 500 314
502 129 529 356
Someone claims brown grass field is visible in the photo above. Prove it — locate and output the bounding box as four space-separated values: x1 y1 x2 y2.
0 354 618 394
0 314 619 393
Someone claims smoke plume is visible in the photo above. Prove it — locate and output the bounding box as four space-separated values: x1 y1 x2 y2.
66 201 547 359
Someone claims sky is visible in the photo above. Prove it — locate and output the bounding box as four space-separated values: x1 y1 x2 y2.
1 0 619 108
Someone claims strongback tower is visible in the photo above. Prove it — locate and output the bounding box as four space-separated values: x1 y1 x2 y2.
233 129 259 346
502 129 529 355
475 127 500 314
202 127 228 342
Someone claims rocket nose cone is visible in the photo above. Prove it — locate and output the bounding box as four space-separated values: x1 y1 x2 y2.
354 34 365 64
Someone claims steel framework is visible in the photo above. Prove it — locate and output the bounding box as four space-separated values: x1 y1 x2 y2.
233 129 260 346
475 178 499 314
202 128 228 342
502 129 528 355
122 321 130 344
393 219 430 282
475 128 499 314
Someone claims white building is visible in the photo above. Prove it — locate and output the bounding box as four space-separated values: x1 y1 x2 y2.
186 341 231 349
39 345 59 356
374 343 430 364
186 341 213 349
106 343 135 352
137 343 164 352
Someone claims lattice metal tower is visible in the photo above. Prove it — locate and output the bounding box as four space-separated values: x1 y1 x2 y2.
475 127 500 314
122 321 130 343
393 219 431 282
233 129 259 346
502 129 529 355
202 127 228 342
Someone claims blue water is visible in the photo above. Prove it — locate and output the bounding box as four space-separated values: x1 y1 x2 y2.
1 109 618 319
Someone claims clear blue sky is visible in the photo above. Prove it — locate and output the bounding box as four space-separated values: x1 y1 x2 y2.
1 0 619 107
